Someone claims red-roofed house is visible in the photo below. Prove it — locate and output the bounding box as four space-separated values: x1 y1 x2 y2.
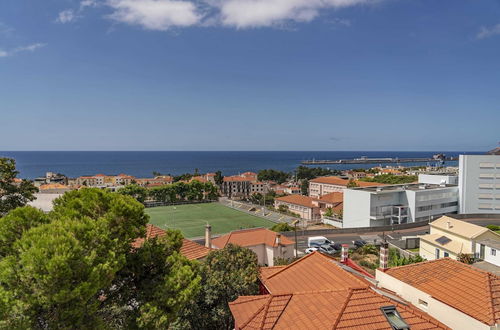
376 257 500 329
211 228 295 266
309 176 384 198
274 195 321 221
229 252 449 330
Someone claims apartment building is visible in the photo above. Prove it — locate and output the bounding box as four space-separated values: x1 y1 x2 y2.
308 176 382 198
418 216 500 260
343 183 459 228
220 176 252 198
459 154 500 214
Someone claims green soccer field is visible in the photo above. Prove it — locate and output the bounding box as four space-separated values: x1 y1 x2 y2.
145 203 275 238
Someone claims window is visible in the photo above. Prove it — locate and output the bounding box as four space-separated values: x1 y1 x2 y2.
435 248 440 259
381 306 409 330
444 252 449 257
492 249 497 256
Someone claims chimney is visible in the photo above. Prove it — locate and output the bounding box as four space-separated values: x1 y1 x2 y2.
446 221 451 229
205 223 212 248
341 244 349 263
379 242 389 270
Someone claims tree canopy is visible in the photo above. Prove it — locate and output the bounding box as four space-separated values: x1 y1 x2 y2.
0 158 38 216
0 188 200 329
257 169 290 184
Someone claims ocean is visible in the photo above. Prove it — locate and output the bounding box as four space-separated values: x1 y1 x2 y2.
0 151 483 179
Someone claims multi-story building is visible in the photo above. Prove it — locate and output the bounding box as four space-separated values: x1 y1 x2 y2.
308 176 383 198
220 176 252 198
136 176 173 187
33 172 68 187
343 183 459 228
459 154 500 214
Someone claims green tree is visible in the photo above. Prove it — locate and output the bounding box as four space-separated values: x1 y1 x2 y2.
173 244 259 330
324 207 334 217
271 222 294 232
0 188 200 328
360 174 418 184
295 166 342 180
118 184 148 203
214 171 224 185
301 179 309 195
346 179 359 188
257 169 290 184
0 158 38 216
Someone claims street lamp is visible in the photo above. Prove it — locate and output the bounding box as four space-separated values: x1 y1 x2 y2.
292 219 299 258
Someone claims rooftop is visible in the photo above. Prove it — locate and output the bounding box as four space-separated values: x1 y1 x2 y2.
231 288 448 329
477 238 500 250
260 252 368 294
309 176 384 188
431 216 493 239
419 233 472 254
212 227 294 249
274 195 317 208
384 258 500 326
318 192 343 204
350 182 457 193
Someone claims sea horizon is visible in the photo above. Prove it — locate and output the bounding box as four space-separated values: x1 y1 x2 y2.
0 150 484 179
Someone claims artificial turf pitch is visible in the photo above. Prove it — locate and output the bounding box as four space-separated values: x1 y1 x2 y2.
145 202 274 238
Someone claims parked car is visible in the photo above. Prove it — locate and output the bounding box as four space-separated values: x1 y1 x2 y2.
353 240 367 248
317 245 336 254
305 247 318 254
308 236 335 249
331 242 342 251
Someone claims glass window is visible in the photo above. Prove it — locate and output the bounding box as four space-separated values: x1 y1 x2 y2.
492 249 497 256
381 306 409 330
444 252 449 257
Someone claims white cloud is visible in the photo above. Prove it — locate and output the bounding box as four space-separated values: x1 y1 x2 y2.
0 43 46 58
477 23 500 39
215 0 372 28
56 9 77 23
106 0 203 30
80 0 99 8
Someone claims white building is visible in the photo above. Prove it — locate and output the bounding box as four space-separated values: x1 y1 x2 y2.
459 154 500 214
343 183 458 228
475 238 500 267
418 173 458 185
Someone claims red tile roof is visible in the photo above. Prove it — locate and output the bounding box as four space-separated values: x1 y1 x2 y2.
275 195 317 208
230 287 449 329
224 176 252 182
211 228 294 249
309 176 384 187
318 192 343 204
260 252 368 294
384 257 500 326
131 224 210 260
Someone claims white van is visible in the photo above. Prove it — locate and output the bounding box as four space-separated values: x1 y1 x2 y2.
307 236 333 248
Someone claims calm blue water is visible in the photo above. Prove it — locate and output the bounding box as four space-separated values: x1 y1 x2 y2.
0 151 483 179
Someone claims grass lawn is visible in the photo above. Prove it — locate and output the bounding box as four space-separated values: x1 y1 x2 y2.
145 203 275 238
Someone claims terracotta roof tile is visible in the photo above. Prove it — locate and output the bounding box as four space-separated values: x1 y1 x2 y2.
132 224 210 260
385 257 500 326
230 288 449 330
318 192 343 204
260 252 368 294
212 228 294 249
275 195 317 208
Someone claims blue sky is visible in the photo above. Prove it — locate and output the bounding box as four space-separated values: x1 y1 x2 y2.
0 0 499 151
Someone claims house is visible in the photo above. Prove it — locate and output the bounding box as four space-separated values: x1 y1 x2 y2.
418 216 500 261
316 192 343 218
475 238 500 267
250 181 267 194
308 176 383 198
274 195 321 221
131 224 211 261
230 252 448 330
211 228 295 266
135 176 173 187
376 258 500 330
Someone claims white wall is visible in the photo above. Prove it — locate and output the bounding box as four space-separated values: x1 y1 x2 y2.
343 189 372 228
459 155 500 214
419 174 458 185
476 242 500 266
376 270 492 330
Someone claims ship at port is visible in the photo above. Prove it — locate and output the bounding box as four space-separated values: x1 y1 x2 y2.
301 153 455 165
